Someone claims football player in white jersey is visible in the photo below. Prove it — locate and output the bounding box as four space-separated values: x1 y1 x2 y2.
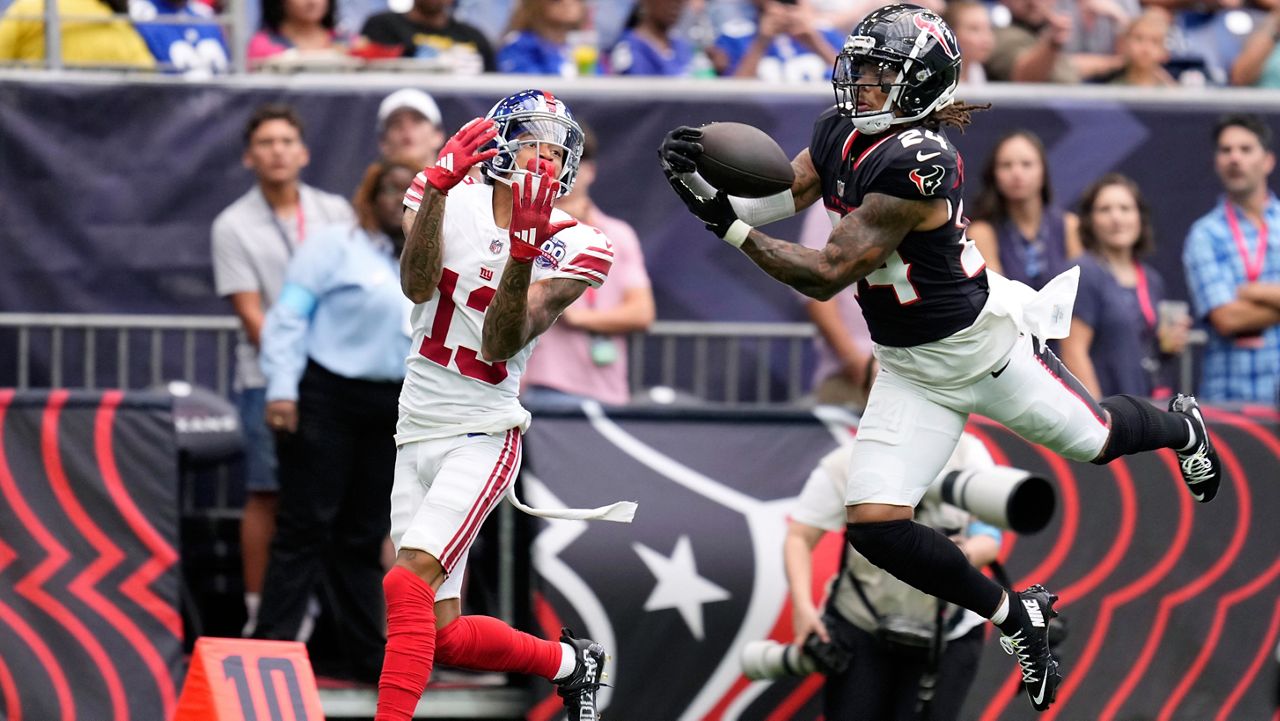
376 90 612 721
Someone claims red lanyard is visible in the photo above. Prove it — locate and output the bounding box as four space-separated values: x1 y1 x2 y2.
1224 202 1268 283
1133 264 1155 329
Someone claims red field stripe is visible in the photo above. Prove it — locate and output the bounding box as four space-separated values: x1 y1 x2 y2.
1215 596 1280 721
92 392 178 717
38 391 128 721
1155 412 1280 721
0 639 18 721
0 391 77 721
1040 458 1141 720
94 391 180 638
527 592 565 721
1102 432 1252 719
764 675 824 721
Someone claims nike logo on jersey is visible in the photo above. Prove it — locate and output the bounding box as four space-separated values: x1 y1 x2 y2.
991 359 1011 378
1023 598 1046 627
916 151 941 162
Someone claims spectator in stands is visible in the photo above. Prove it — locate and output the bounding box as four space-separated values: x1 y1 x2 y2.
810 0 945 37
254 158 417 683
968 130 1082 291
1184 113 1280 404
715 0 844 81
498 0 590 75
609 0 695 76
1101 8 1177 86
0 0 155 67
945 0 996 84
129 0 230 76
376 88 445 169
523 123 655 406
358 0 495 73
248 0 346 63
1060 174 1189 398
210 104 355 636
797 204 875 409
785 435 1001 721
1230 7 1280 87
985 0 1079 82
1064 0 1137 57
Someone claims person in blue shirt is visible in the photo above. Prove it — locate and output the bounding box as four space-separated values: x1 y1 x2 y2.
498 0 589 75
253 158 418 682
608 0 695 76
1184 113 1280 405
128 0 230 76
715 0 844 81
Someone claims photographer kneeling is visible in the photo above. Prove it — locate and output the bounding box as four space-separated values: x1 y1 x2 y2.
783 435 1002 721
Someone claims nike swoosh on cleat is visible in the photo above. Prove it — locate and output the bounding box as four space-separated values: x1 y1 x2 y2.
916 151 941 161
1032 674 1049 706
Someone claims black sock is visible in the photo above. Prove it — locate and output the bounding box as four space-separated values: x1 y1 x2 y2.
846 519 1005 618
1094 394 1194 464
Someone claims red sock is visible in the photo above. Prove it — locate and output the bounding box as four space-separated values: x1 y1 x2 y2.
436 615 563 680
375 566 437 721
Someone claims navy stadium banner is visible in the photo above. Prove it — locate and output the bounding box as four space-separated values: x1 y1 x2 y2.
0 389 182 720
522 404 1280 721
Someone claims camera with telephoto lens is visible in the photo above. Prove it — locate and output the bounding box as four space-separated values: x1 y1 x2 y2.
740 632 851 680
926 466 1055 533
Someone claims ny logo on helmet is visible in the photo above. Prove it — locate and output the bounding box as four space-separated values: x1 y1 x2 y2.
913 13 959 60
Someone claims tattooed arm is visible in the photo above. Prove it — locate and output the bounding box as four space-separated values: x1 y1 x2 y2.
741 192 935 301
400 191 446 303
789 149 824 212
481 267 588 362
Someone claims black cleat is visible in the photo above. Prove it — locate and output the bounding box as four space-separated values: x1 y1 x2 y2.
1000 585 1062 713
1169 394 1221 503
556 627 606 721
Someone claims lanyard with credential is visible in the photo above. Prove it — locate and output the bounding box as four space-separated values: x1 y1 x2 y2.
1224 202 1268 283
268 201 306 257
1133 264 1155 329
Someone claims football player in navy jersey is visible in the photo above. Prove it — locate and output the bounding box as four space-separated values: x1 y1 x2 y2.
659 4 1222 713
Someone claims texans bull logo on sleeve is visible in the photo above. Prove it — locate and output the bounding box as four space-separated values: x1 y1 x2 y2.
909 164 947 196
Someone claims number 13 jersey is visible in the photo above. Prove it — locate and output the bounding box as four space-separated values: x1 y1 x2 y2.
809 107 988 348
397 179 612 443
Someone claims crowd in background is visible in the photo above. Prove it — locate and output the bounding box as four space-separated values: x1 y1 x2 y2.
7 0 1280 88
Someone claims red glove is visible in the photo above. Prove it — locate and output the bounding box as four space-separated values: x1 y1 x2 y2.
508 159 576 263
424 118 499 194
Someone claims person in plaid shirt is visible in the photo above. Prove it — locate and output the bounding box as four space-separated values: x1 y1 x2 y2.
1183 113 1280 405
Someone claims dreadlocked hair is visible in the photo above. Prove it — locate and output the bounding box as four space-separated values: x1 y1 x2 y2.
922 101 991 132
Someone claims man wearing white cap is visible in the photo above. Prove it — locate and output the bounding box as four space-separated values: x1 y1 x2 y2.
377 88 446 169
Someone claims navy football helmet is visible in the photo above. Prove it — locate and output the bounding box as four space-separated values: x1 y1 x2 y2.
833 4 961 134
480 89 585 197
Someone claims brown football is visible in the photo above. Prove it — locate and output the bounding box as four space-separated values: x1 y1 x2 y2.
695 122 795 198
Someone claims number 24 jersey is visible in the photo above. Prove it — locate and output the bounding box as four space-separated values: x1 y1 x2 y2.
397 179 612 443
809 107 989 348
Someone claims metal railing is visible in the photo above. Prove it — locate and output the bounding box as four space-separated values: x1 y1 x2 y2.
0 312 816 405
0 311 1208 404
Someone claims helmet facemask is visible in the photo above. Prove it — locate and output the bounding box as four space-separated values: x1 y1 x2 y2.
482 110 584 198
832 6 961 135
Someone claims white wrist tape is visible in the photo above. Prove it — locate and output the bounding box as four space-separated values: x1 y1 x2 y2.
679 169 718 198
723 220 752 248
728 189 796 227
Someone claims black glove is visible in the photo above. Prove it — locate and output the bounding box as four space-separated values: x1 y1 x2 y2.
659 126 704 173
660 165 739 239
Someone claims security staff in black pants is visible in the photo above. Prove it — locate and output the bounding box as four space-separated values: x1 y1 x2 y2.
255 160 418 681
784 437 1001 721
